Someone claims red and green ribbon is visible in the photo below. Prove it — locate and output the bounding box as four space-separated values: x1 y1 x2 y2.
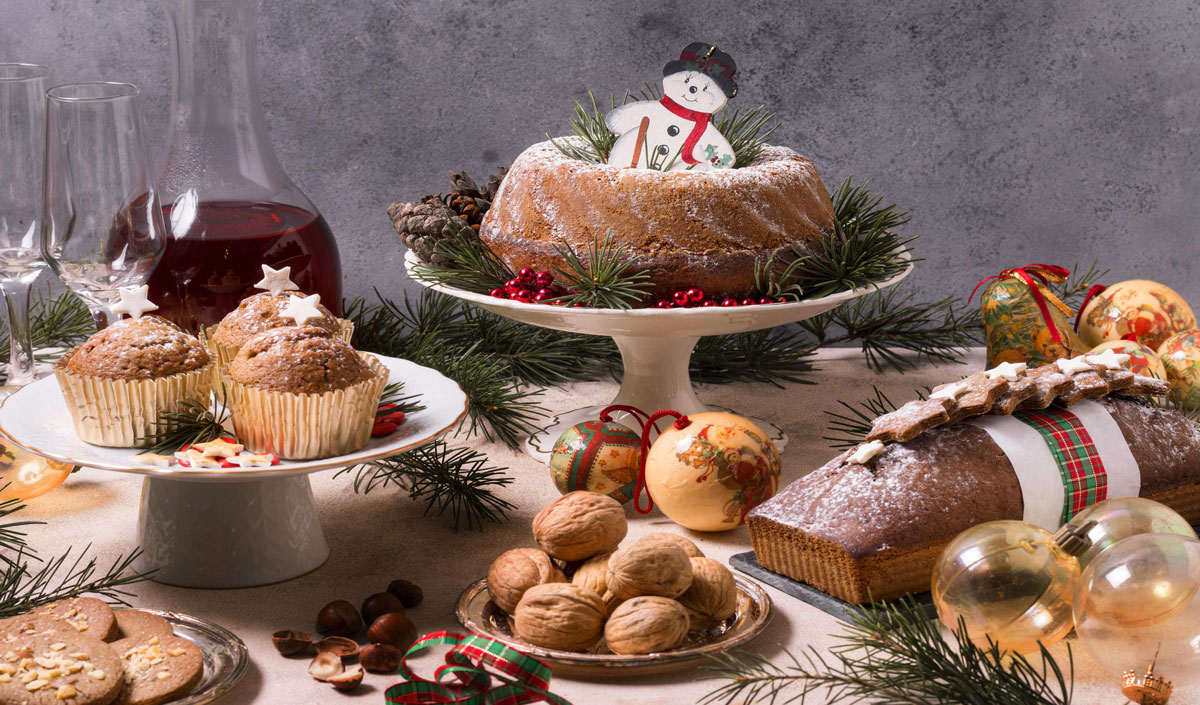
1014 407 1108 523
384 631 573 705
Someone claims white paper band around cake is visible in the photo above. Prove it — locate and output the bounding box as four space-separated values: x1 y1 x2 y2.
54 352 215 448
965 399 1141 530
225 352 386 460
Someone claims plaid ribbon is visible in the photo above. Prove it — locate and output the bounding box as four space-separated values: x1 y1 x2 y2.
1014 407 1108 523
384 631 573 705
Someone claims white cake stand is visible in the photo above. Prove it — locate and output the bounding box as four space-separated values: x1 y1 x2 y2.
405 251 912 462
0 355 467 588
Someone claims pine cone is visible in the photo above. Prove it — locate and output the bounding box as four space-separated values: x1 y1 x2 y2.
442 167 508 229
387 196 475 266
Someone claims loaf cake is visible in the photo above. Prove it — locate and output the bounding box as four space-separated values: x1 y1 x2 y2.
480 139 837 300
746 352 1200 604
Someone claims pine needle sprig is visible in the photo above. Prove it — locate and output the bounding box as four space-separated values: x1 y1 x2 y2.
136 392 233 456
1049 262 1109 310
378 381 426 416
550 232 654 309
427 344 546 448
0 496 41 568
823 387 903 449
0 548 147 618
714 105 780 167
701 596 1074 705
408 228 514 295
338 441 515 532
548 92 619 164
451 308 617 386
690 328 818 386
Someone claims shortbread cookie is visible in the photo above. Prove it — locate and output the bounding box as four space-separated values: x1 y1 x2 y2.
0 629 124 705
1017 365 1075 410
111 634 202 705
943 372 1009 423
112 612 173 642
1114 375 1170 398
866 399 950 443
0 614 78 642
989 374 1038 415
1055 358 1111 406
33 598 117 641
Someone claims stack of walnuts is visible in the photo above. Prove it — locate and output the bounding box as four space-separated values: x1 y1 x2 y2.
485 491 738 655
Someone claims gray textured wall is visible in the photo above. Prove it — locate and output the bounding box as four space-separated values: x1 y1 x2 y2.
6 0 1200 308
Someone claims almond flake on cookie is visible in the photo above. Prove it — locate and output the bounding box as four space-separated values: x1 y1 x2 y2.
984 361 1027 381
254 264 300 297
225 453 278 468
847 440 885 465
191 439 244 458
1086 348 1131 370
278 293 323 326
1056 355 1094 376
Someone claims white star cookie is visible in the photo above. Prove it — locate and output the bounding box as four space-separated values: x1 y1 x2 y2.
191 439 244 458
278 293 323 326
173 450 223 468
110 285 159 320
131 454 175 468
226 453 277 468
1056 355 1094 376
984 361 1027 381
848 440 885 465
1086 348 1131 370
254 264 300 297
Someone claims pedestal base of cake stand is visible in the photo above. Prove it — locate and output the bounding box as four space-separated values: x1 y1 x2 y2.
134 474 328 588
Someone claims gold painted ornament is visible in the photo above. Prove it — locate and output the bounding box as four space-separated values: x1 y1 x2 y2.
1156 329 1200 408
976 264 1087 368
641 411 780 532
1089 340 1167 382
1078 279 1195 350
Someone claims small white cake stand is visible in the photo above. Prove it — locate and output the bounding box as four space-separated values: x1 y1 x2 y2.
405 251 912 462
0 355 467 588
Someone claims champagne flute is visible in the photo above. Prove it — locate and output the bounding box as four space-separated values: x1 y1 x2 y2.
42 82 165 329
0 63 53 386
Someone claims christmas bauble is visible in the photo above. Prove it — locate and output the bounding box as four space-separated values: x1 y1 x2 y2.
1078 280 1195 350
1157 329 1200 408
1074 533 1200 690
982 277 1087 368
0 441 71 502
643 411 780 532
1065 497 1198 569
549 420 640 503
932 520 1078 654
1088 340 1167 381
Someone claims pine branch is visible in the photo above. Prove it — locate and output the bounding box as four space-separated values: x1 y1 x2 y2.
426 343 546 449
701 597 1073 705
691 328 818 386
714 105 780 168
550 231 654 309
0 548 147 618
1049 262 1109 310
548 92 620 164
378 381 426 416
337 441 515 532
0 496 41 568
823 387 903 449
408 227 514 295
136 392 233 456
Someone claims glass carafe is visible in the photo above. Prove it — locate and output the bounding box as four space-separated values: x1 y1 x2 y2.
151 0 342 332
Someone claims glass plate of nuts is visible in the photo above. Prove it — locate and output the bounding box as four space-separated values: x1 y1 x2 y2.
455 574 771 676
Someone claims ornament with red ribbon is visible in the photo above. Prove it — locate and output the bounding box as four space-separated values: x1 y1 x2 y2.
972 264 1088 368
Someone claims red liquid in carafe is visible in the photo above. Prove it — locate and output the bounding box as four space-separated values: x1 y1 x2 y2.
147 200 342 332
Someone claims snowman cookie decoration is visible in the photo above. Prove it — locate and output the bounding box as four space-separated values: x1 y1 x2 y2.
606 43 738 171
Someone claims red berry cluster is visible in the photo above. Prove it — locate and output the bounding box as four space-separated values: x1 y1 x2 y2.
653 288 787 309
489 268 583 305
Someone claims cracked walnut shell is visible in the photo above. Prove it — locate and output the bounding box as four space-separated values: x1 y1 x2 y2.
487 548 567 614
677 557 737 631
513 583 606 651
532 491 628 561
606 540 693 599
604 596 689 655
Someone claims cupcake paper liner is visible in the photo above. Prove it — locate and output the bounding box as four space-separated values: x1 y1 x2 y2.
226 352 387 460
54 351 215 448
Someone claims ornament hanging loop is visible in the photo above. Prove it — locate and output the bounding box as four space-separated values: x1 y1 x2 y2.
631 409 690 515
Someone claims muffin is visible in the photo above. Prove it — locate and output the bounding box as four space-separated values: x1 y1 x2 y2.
55 315 213 447
226 326 387 459
206 292 353 368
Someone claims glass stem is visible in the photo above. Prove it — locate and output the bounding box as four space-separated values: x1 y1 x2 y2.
0 280 36 387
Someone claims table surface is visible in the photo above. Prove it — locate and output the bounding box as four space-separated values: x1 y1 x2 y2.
17 348 1184 705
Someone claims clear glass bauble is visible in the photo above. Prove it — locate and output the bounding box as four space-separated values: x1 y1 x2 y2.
1066 497 1197 570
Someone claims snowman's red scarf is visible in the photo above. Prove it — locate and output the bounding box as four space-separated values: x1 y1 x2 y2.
658 96 711 165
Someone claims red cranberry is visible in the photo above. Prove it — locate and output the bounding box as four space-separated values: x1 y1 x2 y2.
686 288 705 304
759 297 775 305
741 298 758 306
672 291 690 307
535 271 554 287
656 300 674 309
721 298 739 307
571 302 587 307
534 289 554 302
488 288 508 299
701 300 718 307
513 289 533 303
518 267 536 281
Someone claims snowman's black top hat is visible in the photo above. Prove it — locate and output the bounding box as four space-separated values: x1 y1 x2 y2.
664 43 738 98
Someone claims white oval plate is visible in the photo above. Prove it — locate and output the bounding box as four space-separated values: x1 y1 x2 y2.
0 355 467 480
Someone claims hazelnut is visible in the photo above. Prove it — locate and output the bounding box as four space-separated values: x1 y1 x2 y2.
386 579 424 608
326 665 363 691
316 600 363 637
307 650 344 681
360 643 402 673
513 583 605 652
532 492 627 561
361 592 405 625
570 552 613 597
637 532 704 558
606 540 693 599
366 612 418 651
604 596 689 655
678 557 737 631
486 548 566 614
314 635 359 662
271 629 312 656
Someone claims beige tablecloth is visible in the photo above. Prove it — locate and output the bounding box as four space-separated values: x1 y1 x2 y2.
17 348 1184 704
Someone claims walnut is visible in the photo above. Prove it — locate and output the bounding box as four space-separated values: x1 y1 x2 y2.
605 540 693 599
604 596 689 655
637 532 704 558
513 583 606 651
486 548 566 614
571 552 612 596
677 557 737 631
532 491 627 561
